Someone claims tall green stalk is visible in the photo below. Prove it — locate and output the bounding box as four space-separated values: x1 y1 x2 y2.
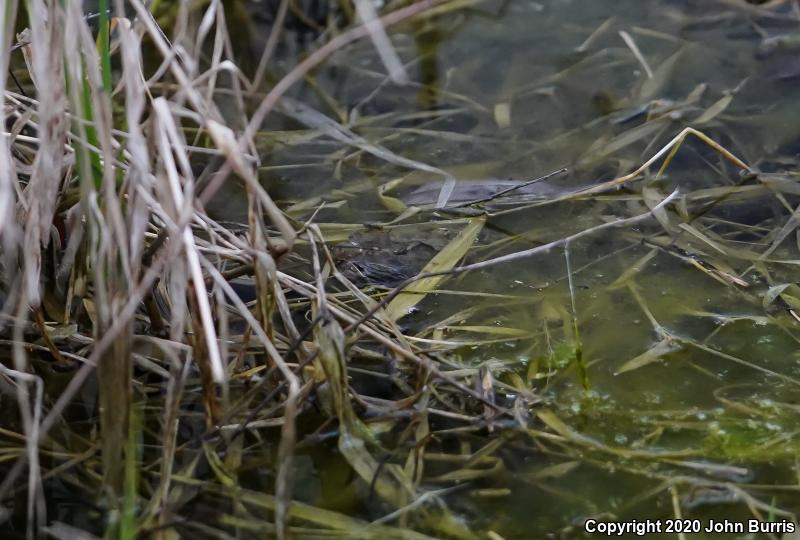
97 0 111 93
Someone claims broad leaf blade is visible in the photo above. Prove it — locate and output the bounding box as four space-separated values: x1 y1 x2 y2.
386 216 485 321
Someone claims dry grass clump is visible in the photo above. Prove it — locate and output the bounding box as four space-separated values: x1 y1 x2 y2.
0 1 465 537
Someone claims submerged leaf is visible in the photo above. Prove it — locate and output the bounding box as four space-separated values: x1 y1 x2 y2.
581 118 665 164
763 284 792 308
693 93 733 125
378 177 411 213
639 48 683 100
615 337 682 374
608 248 658 289
526 460 580 480
386 217 485 321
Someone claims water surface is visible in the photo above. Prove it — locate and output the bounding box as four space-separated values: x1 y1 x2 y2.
212 1 800 537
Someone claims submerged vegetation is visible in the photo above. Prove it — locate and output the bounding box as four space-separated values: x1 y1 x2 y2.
2 0 800 538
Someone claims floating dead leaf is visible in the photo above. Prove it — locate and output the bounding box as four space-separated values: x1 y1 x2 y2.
494 103 511 129
615 337 682 374
440 325 530 337
526 460 580 480
693 93 733 125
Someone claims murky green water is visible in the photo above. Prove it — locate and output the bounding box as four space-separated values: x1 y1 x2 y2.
212 1 800 538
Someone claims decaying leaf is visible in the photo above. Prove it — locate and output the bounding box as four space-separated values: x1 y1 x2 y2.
615 337 682 374
386 216 485 320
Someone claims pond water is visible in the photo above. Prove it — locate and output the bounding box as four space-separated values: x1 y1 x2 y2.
197 0 800 538
203 1 800 538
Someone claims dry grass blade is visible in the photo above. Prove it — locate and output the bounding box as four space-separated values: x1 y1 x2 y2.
153 98 225 383
559 128 753 204
576 16 616 52
353 0 408 83
619 30 653 79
